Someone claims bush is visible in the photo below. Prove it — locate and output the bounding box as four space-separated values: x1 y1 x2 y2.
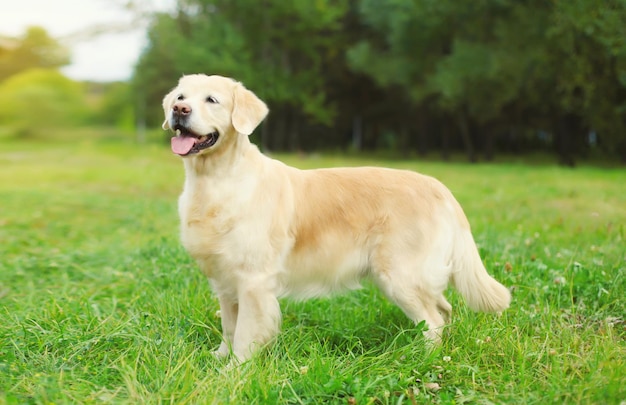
0 68 89 137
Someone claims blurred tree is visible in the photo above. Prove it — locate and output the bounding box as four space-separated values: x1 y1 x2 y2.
0 68 88 137
349 0 626 164
95 81 135 131
349 0 548 161
0 27 70 82
546 0 626 164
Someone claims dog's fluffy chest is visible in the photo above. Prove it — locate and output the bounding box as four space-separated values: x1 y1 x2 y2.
178 174 256 263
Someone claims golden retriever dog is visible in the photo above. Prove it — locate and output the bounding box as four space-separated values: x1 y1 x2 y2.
162 74 511 363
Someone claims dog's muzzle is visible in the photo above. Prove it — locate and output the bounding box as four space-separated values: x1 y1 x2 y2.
170 125 219 156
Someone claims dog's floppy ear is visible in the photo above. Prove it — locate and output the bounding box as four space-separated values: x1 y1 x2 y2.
161 88 176 130
232 83 269 135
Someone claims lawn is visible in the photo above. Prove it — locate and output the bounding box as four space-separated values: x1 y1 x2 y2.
0 138 624 404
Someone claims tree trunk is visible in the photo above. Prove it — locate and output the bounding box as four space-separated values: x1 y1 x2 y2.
441 125 450 161
398 126 410 158
417 112 429 156
483 125 495 161
556 113 577 167
288 109 299 152
352 115 363 151
458 109 477 163
135 97 146 144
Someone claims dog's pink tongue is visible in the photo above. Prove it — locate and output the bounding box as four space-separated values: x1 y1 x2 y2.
171 136 196 155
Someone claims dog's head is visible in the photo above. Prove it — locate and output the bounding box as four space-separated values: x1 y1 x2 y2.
162 74 269 157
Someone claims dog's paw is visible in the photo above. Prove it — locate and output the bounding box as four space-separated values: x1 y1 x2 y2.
212 342 230 359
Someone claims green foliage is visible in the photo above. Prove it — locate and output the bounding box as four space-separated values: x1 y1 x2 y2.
346 0 626 161
0 139 624 403
95 82 136 131
0 26 70 82
548 0 626 147
351 1 563 117
0 68 89 137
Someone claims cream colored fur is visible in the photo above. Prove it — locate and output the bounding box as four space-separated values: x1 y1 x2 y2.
162 74 511 363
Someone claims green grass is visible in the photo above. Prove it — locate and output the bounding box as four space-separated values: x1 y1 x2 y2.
0 138 624 404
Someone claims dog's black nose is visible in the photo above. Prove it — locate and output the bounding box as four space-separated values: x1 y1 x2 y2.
173 102 192 116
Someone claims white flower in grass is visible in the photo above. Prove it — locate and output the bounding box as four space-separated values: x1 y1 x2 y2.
424 382 441 391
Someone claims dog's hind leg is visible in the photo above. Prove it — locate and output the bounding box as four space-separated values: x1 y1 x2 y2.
437 295 452 322
371 247 451 343
377 278 447 342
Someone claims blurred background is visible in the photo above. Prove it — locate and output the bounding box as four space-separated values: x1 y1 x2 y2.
1 0 625 166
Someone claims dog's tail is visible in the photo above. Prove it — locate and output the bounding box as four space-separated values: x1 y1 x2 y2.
450 229 511 313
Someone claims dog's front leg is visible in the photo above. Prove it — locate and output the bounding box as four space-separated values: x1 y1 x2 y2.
214 294 238 358
231 282 281 363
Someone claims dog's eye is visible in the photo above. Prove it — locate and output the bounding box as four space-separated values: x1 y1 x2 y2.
206 96 219 104
177 94 184 100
